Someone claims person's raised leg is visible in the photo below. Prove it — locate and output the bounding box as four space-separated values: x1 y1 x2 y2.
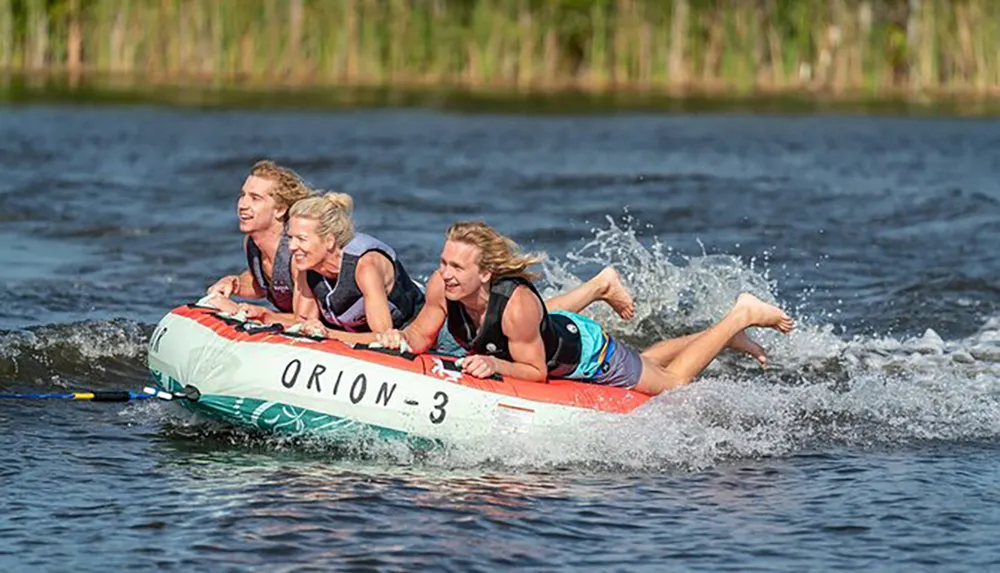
728 331 767 367
545 266 634 319
634 294 792 395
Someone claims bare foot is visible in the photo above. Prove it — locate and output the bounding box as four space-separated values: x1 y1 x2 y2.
597 266 635 320
734 293 794 334
729 331 767 368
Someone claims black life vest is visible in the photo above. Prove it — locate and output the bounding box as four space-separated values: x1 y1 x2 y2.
446 276 581 378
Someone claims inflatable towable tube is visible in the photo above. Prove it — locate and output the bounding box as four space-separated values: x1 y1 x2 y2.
147 304 650 442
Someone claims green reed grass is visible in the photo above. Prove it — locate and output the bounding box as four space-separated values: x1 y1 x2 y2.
3 0 999 99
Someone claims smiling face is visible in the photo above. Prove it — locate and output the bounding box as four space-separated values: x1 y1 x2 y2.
439 240 491 302
237 175 285 234
287 216 335 272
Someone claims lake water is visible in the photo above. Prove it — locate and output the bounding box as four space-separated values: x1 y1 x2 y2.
1 104 999 571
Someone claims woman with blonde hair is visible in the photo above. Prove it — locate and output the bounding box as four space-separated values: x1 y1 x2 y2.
286 191 426 340
376 221 793 396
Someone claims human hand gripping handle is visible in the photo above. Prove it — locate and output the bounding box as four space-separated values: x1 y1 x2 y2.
374 329 412 354
295 318 328 339
459 355 498 379
207 275 241 298
236 303 269 320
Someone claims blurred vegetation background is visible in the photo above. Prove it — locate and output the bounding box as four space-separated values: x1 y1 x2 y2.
1 0 997 100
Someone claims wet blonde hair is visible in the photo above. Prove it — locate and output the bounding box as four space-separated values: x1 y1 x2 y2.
248 160 314 221
288 192 356 247
446 221 543 281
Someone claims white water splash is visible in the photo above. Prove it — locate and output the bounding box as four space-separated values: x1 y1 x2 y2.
540 216 999 375
0 319 148 361
0 319 149 384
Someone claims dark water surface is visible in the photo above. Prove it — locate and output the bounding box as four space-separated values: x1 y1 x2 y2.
1 105 999 571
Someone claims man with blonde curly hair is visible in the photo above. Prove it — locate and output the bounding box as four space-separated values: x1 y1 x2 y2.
377 221 794 396
205 160 315 317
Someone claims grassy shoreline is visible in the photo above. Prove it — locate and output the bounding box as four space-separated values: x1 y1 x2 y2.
1 0 999 110
5 71 1000 117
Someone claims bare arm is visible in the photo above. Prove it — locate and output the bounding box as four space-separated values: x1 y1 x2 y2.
355 252 395 334
244 269 305 328
492 287 549 382
242 269 268 299
379 272 447 353
461 286 549 381
291 268 320 324
281 267 381 345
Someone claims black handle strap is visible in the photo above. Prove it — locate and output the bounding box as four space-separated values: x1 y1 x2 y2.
436 355 503 381
354 343 418 361
237 322 285 335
